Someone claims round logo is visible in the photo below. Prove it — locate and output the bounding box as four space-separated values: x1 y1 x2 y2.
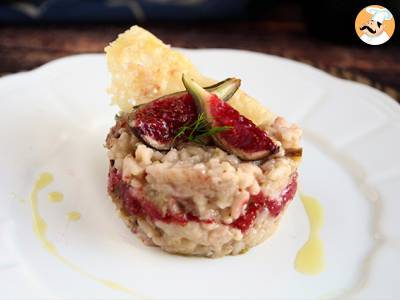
355 5 395 45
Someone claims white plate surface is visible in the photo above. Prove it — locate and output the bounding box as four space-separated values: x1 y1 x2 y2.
1 50 400 300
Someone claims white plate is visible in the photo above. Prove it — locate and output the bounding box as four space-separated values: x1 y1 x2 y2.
1 50 400 300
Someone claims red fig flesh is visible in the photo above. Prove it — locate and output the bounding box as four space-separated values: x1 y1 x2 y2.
182 74 279 160
129 78 241 150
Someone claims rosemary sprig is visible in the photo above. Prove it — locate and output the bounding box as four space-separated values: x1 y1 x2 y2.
173 113 232 146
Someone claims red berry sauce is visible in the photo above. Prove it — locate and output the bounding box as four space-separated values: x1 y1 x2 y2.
230 173 298 231
108 167 297 232
108 168 211 225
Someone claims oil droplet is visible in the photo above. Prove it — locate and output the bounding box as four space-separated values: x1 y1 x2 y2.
48 191 64 203
29 173 140 298
68 211 81 221
295 193 325 275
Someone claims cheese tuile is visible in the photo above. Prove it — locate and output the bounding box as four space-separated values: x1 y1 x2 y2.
105 26 275 125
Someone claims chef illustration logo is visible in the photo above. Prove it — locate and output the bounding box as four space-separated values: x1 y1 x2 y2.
355 5 395 45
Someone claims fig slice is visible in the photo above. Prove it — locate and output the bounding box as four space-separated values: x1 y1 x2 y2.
130 77 241 150
182 74 279 160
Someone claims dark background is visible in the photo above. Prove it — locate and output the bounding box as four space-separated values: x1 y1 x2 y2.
0 0 399 101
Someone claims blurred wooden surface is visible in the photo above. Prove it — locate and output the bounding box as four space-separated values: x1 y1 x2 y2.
0 22 399 101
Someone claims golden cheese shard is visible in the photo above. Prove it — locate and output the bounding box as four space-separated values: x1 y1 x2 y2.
105 26 275 125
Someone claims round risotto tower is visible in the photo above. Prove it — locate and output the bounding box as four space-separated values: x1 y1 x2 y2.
105 79 301 258
104 26 302 258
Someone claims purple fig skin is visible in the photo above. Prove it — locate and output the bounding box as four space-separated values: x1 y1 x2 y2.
129 77 241 150
182 74 279 161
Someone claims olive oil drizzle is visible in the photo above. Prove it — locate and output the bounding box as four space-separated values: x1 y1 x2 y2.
295 193 325 275
30 172 141 298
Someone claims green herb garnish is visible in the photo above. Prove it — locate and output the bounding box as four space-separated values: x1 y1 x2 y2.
173 113 232 146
